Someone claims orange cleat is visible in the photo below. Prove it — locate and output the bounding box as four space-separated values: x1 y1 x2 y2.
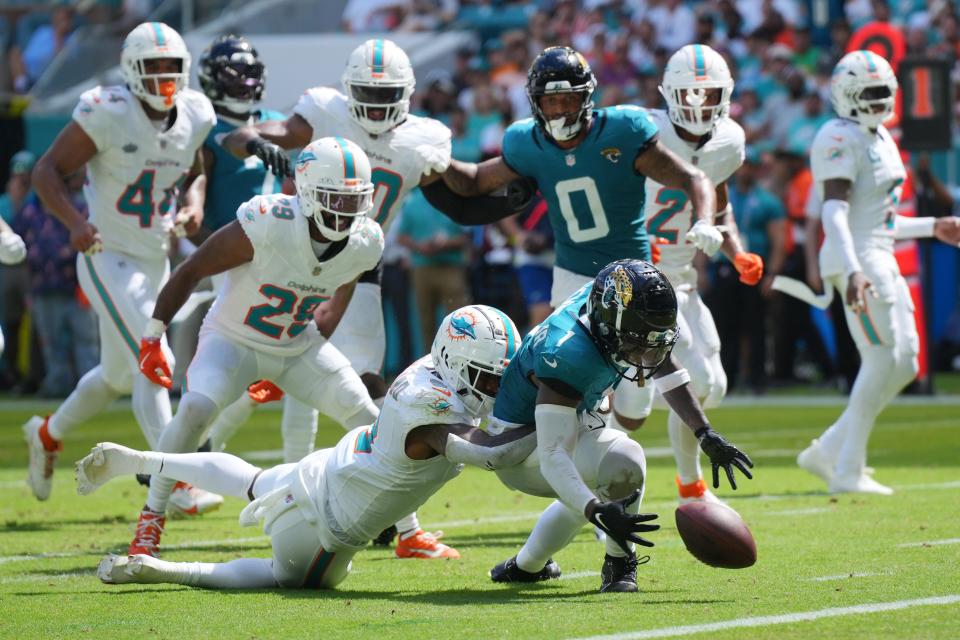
676 476 725 505
247 380 284 404
129 508 166 557
395 529 460 560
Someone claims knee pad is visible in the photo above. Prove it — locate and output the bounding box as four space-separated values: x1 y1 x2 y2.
595 438 647 502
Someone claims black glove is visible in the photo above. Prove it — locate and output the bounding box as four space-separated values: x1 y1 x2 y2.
585 491 659 555
247 139 291 178
695 426 754 490
506 176 538 211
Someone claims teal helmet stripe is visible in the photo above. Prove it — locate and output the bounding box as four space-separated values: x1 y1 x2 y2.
334 136 357 179
491 307 517 359
151 22 166 47
372 39 384 73
863 50 877 72
693 44 706 77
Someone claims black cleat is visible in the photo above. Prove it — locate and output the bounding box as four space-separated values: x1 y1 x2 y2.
600 553 646 593
490 556 561 583
372 524 397 547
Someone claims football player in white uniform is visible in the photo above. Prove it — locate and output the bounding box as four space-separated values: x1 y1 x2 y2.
23 22 216 509
220 38 460 554
0 217 27 357
790 51 960 494
127 137 384 556
611 45 764 504
79 305 535 590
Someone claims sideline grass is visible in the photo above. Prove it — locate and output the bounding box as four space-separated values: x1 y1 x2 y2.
1 402 958 639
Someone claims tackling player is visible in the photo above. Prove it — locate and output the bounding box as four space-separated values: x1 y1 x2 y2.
792 51 960 494
618 44 764 504
487 259 753 593
78 305 535 590
126 137 382 556
22 22 216 511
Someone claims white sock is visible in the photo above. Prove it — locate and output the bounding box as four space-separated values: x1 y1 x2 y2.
281 396 319 463
516 500 584 572
207 394 258 452
396 513 419 536
140 451 260 498
135 557 276 588
668 410 702 485
48 366 121 441
132 374 172 449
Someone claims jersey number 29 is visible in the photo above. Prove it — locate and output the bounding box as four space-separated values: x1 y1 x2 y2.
243 284 327 339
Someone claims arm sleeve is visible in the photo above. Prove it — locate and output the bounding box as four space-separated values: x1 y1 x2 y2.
821 199 862 276
535 403 596 513
421 180 520 225
894 215 935 240
444 429 537 470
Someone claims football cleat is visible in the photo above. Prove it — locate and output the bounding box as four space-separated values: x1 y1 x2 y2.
797 439 834 484
372 524 397 547
98 553 173 584
600 553 644 593
490 556 561 583
829 473 894 496
23 415 60 501
677 477 726 505
128 508 166 557
395 529 460 559
168 482 224 518
76 442 144 495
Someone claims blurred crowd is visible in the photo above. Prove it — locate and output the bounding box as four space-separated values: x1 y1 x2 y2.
5 0 960 396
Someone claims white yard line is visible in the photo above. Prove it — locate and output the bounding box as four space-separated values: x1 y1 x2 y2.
766 507 833 517
423 512 544 529
898 538 960 548
0 480 25 489
0 570 96 584
895 481 960 491
561 571 601 580
567 594 960 640
807 572 887 582
0 535 270 565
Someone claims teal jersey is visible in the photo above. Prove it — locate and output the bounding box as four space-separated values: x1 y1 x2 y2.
203 109 285 231
501 106 658 277
493 284 623 425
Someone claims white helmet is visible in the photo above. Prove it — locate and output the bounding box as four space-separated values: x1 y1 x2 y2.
342 39 415 135
294 137 374 241
121 22 191 112
659 44 734 136
431 305 520 418
830 50 898 131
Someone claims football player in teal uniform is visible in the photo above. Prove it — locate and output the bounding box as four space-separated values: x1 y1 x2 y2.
486 259 753 593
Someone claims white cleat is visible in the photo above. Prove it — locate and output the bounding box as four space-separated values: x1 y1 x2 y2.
23 415 58 501
797 439 834 484
76 442 144 495
98 553 169 584
168 482 224 519
829 473 894 496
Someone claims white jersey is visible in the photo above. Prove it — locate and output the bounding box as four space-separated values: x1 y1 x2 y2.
644 109 744 287
810 118 906 277
72 85 215 260
293 87 451 230
204 193 384 357
301 355 472 546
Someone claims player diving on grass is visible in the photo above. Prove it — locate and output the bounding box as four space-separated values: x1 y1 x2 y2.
78 305 535 589
22 22 221 515
219 38 495 557
623 44 764 504
125 137 383 557
485 259 754 593
782 51 960 494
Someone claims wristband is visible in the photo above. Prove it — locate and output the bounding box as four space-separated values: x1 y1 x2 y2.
143 318 167 340
655 368 690 393
894 216 935 240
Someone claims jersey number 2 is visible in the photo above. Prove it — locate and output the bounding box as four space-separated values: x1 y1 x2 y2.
243 284 327 339
648 187 691 244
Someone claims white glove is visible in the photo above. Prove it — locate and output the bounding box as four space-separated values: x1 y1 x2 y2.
83 238 103 256
416 144 451 177
172 211 191 238
685 219 724 257
0 230 26 265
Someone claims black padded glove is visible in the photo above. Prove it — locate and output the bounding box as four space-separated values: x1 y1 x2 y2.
247 139 292 178
586 491 660 555
695 426 754 490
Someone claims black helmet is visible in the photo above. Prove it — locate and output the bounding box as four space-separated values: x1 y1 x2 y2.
587 259 678 381
198 35 265 114
526 46 596 142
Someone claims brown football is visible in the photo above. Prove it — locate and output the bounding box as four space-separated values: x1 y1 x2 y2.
675 501 757 569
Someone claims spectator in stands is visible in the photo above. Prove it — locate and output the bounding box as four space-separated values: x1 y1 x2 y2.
0 151 33 224
8 6 76 93
707 150 786 394
395 188 471 352
397 0 459 31
783 91 829 157
416 70 457 125
644 0 695 52
449 106 482 163
791 26 825 75
342 0 410 32
499 193 553 329
12 169 97 397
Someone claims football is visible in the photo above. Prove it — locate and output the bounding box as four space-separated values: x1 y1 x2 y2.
675 501 757 569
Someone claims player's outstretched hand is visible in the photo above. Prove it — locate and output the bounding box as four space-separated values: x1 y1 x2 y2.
685 219 724 256
139 338 172 389
734 252 764 286
586 491 660 555
934 216 960 247
248 139 291 178
695 427 754 490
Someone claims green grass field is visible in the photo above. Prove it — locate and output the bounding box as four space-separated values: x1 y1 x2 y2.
1 399 958 639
